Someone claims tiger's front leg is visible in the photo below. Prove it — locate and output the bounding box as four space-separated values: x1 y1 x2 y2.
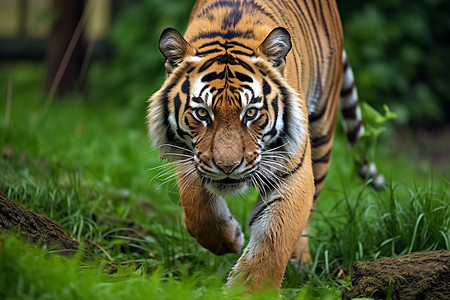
227 148 315 290
177 172 244 255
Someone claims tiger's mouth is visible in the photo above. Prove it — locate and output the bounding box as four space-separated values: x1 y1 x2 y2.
202 175 251 196
212 177 245 184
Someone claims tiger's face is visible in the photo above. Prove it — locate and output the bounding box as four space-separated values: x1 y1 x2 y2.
148 28 306 196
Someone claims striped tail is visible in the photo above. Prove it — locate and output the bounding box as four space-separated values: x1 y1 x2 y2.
340 51 385 189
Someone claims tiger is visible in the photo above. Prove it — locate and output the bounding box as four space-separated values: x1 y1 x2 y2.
147 0 384 291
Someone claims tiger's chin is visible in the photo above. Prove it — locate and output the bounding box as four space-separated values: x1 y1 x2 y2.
204 178 250 196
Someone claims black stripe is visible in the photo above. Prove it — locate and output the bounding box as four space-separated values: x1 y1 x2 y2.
184 116 195 131
236 57 255 74
314 173 327 185
230 50 253 56
291 0 323 101
313 193 319 202
202 71 225 82
262 79 271 95
311 128 333 148
199 84 211 97
198 57 217 73
192 96 204 104
174 94 182 129
346 120 362 145
181 77 190 94
261 96 278 138
340 82 354 97
280 139 309 179
250 96 262 104
226 41 254 51
259 114 269 129
341 102 358 119
197 40 254 52
271 96 279 117
235 71 253 82
161 83 176 142
191 30 254 43
196 0 276 23
273 81 291 140
309 104 326 123
248 197 282 228
312 148 332 164
197 48 223 56
174 94 191 139
317 0 332 46
302 0 324 62
198 54 254 74
198 41 223 49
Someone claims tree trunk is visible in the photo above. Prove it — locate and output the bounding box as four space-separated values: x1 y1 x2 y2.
0 191 78 256
342 250 450 300
44 0 86 98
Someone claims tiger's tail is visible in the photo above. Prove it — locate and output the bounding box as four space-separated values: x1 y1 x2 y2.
340 51 385 189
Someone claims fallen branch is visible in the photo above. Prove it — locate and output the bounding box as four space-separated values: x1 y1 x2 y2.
0 191 79 256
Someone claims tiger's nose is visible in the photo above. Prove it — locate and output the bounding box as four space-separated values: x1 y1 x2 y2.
214 160 242 174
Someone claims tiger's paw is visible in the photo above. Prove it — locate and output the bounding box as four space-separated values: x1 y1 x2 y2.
188 215 244 255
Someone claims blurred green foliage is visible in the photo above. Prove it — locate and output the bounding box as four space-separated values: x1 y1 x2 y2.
90 0 195 111
93 0 449 126
340 0 450 126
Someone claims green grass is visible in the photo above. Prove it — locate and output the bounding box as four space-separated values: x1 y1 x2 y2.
0 62 449 299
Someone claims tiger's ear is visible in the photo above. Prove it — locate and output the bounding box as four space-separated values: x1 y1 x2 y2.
256 27 291 72
159 28 195 73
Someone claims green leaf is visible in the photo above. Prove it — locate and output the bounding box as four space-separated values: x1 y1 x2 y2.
352 103 396 164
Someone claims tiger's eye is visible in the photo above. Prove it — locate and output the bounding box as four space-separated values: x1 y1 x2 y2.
246 108 257 119
196 108 208 119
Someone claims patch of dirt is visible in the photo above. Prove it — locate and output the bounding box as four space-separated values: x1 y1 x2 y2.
342 250 450 300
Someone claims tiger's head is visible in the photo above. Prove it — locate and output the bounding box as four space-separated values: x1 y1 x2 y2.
148 27 306 196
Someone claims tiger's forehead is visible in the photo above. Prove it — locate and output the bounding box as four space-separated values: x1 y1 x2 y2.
192 65 262 109
184 40 263 109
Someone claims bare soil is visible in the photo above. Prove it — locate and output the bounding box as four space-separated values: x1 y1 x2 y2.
342 250 450 300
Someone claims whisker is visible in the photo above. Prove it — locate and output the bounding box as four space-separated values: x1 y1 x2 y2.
179 169 198 197
251 175 264 196
257 168 284 198
158 143 195 154
167 167 194 194
148 157 193 171
262 154 295 170
262 141 290 153
154 173 179 191
163 152 195 159
260 160 291 173
149 158 194 187
150 161 192 178
252 172 268 203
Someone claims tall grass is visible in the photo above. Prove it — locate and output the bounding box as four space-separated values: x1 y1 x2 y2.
311 177 449 268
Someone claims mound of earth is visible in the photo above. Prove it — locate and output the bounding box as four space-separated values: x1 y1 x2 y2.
342 250 450 300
